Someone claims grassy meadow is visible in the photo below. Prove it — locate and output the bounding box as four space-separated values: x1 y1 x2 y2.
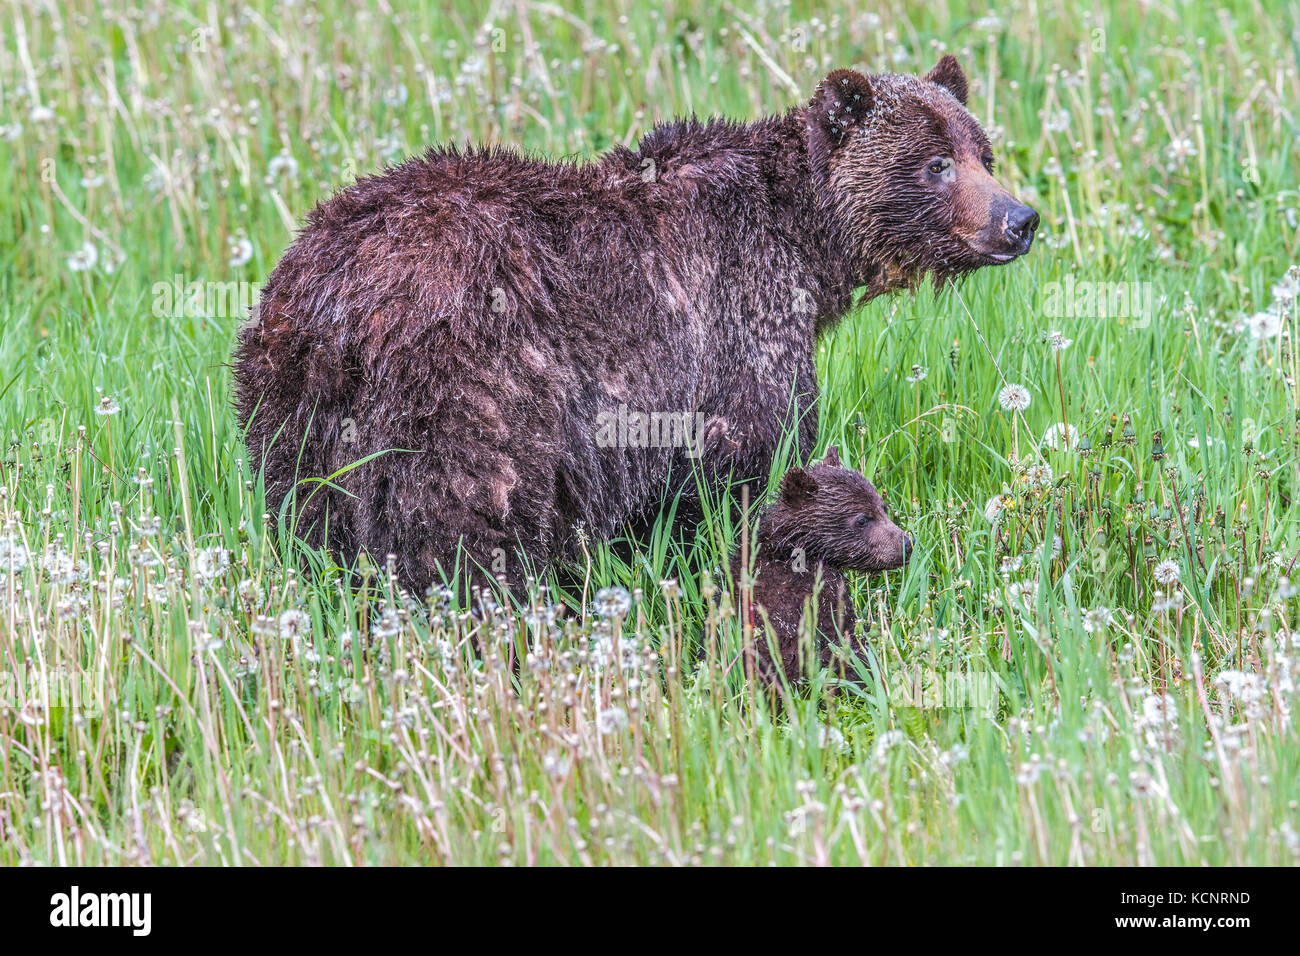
1 0 1299 865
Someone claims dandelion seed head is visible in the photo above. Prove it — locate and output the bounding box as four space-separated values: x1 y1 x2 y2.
228 236 254 268
267 152 299 180
1245 310 1282 341
817 724 849 753
279 608 311 641
1047 330 1074 352
194 546 229 582
67 241 98 272
596 707 629 735
1082 607 1113 634
1152 559 1181 586
998 383 1031 412
1040 422 1079 451
592 586 632 619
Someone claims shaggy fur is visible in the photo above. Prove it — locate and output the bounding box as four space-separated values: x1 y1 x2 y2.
731 448 911 685
233 57 1035 590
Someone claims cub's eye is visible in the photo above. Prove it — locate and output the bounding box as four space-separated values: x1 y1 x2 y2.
926 157 952 176
854 514 869 529
981 154 996 173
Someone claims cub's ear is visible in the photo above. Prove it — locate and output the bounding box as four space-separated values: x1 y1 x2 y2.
807 69 873 171
822 445 842 467
925 54 968 106
779 468 819 507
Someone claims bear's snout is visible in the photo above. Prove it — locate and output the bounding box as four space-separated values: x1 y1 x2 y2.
970 193 1039 262
888 525 913 569
1002 201 1039 255
862 519 911 572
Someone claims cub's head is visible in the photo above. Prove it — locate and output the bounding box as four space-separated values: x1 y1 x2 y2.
805 56 1038 290
762 447 912 574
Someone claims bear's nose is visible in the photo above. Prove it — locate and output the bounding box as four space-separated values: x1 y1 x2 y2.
1006 204 1040 246
902 533 913 560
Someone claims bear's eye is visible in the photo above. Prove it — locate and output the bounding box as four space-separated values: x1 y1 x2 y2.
981 154 996 173
926 157 952 176
854 514 869 529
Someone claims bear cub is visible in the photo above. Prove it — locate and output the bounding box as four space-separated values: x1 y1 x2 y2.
731 447 911 686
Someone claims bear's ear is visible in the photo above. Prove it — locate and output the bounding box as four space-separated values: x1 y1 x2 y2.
779 468 819 508
807 69 873 168
822 445 842 467
925 55 968 106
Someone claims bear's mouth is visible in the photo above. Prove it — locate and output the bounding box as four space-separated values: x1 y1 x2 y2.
964 241 1028 265
954 235 1028 266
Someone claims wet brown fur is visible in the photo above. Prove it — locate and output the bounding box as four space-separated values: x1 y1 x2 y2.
233 58 1032 591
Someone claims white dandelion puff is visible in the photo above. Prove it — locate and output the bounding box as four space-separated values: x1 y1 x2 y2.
1040 422 1079 451
592 586 632 619
816 724 849 753
66 241 98 272
278 608 311 641
1245 310 1282 341
0 540 30 573
596 707 629 735
1166 136 1197 162
998 383 1031 412
1152 559 1181 586
542 751 570 779
874 730 906 761
1046 330 1074 352
228 236 253 268
267 152 299 180
1026 462 1053 487
1215 670 1265 706
1271 271 1297 307
1082 607 1113 634
1042 534 1062 560
194 546 229 582
382 83 409 107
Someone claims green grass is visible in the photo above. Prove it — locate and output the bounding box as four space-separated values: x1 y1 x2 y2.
1 0 1298 865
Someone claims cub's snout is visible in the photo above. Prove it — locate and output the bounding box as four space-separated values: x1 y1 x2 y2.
867 516 912 572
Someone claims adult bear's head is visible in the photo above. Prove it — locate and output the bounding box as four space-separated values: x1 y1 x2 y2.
804 56 1038 291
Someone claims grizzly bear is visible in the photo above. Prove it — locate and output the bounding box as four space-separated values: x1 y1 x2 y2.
731 448 910 685
233 56 1036 591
